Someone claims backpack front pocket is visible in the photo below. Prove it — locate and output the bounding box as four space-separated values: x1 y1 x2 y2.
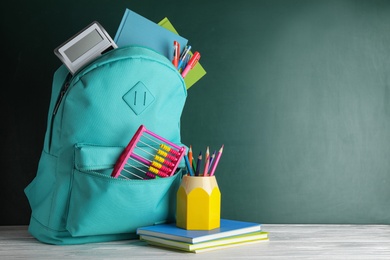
66 144 182 237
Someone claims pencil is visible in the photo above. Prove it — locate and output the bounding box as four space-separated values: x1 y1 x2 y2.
208 145 224 176
192 158 196 173
195 151 202 176
188 145 193 169
203 147 210 176
184 155 194 176
208 150 216 172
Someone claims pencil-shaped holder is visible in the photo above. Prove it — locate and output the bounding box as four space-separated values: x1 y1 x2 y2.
176 175 221 230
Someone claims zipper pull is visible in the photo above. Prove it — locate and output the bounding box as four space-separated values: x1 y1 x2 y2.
53 81 70 116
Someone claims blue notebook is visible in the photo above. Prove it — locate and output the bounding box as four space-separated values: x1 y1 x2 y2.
114 9 188 60
136 219 262 244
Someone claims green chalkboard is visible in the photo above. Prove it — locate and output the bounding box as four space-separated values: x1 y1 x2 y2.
2 0 390 225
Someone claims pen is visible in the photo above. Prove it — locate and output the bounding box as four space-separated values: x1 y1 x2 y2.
181 51 200 78
209 145 224 176
172 41 180 68
181 54 191 73
178 45 191 70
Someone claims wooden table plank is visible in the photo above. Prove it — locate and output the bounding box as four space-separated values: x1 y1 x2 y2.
1 225 389 259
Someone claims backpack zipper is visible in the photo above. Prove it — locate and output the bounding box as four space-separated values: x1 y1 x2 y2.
48 73 72 152
53 73 72 116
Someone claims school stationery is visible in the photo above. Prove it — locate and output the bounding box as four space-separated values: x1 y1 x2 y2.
183 155 194 176
181 51 201 78
111 125 186 179
172 41 180 68
209 145 224 176
208 150 216 172
157 17 206 89
203 146 210 176
190 145 223 176
145 237 269 253
136 219 263 244
188 145 193 167
114 9 188 59
140 231 269 253
24 45 187 245
178 45 191 70
195 151 202 176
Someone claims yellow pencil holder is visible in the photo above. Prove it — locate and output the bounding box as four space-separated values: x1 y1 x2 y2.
176 175 221 230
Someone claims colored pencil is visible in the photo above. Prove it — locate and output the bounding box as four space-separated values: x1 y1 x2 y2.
195 151 202 176
184 155 194 176
203 147 210 176
188 145 193 169
209 145 224 176
208 150 216 172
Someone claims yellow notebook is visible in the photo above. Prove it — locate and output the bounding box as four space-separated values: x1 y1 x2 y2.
158 17 206 89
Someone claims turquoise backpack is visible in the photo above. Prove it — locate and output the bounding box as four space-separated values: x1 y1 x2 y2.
24 45 187 245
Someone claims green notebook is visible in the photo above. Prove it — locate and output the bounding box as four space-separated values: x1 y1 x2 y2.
158 17 206 89
144 237 269 253
140 231 269 252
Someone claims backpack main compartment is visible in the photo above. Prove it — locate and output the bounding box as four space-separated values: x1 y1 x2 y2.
24 45 187 244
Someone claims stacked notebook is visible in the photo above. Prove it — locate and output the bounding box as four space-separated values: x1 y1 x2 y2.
136 219 269 253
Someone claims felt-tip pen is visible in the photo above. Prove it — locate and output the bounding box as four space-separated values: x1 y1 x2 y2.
172 41 180 68
181 51 200 78
178 45 191 70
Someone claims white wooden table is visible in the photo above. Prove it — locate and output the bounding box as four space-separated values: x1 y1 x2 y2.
1 225 389 259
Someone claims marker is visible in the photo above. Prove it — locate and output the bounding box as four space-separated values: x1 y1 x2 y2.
178 45 191 70
172 41 180 68
181 51 200 78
